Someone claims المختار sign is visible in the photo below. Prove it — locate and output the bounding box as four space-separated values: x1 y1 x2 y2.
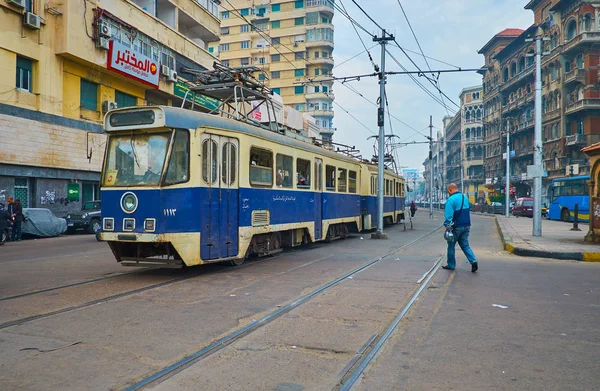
107 40 160 88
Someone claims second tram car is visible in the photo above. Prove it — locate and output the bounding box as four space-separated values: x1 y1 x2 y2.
99 106 405 267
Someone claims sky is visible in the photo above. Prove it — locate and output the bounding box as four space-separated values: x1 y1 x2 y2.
330 0 532 173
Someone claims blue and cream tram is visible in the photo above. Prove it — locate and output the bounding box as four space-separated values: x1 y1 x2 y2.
99 106 405 267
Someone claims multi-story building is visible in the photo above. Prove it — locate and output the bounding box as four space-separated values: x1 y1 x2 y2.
210 0 335 142
459 86 485 202
525 0 600 185
478 1 600 201
0 0 220 216
422 130 445 203
444 112 461 194
478 28 524 195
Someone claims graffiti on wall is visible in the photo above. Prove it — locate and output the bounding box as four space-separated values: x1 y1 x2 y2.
41 190 73 205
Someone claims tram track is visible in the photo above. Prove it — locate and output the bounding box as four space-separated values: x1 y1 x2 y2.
336 253 446 391
122 225 442 391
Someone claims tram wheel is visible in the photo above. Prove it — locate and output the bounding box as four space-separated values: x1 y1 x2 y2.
230 257 245 266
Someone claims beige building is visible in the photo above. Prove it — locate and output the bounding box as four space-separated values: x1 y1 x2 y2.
0 0 219 215
210 0 335 142
459 86 484 203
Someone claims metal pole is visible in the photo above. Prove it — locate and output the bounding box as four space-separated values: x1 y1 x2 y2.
429 115 434 220
373 30 394 237
506 119 511 218
533 34 543 236
460 143 464 193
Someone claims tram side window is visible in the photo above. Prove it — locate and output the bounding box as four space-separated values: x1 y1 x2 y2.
221 142 237 185
250 147 273 187
164 130 190 185
338 168 347 192
202 139 218 184
297 158 311 189
349 170 357 193
276 154 293 188
325 165 336 190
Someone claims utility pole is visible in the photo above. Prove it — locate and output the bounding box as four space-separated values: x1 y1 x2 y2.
429 115 434 220
531 31 546 236
372 29 394 239
505 118 511 218
460 143 464 193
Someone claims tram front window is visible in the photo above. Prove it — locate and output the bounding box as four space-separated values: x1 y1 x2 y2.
103 132 171 187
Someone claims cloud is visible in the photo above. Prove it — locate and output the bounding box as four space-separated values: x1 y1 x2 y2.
330 0 532 171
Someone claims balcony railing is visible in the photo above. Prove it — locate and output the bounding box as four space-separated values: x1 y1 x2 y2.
564 68 585 85
563 31 600 53
307 0 334 8
565 98 600 115
543 108 560 122
500 64 534 92
565 134 586 146
464 137 483 143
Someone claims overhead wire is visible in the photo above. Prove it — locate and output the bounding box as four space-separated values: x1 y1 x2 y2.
395 0 450 116
385 48 457 114
339 0 377 71
344 0 460 111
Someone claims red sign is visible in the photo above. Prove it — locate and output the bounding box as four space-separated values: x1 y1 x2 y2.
107 40 159 88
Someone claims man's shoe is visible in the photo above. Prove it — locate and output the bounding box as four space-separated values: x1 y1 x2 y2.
442 265 455 271
471 262 478 273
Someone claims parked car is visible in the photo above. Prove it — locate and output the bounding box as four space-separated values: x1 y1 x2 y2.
489 202 504 214
513 197 534 217
65 201 102 234
22 208 67 237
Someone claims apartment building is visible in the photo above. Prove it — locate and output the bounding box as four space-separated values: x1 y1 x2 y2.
0 0 219 216
210 0 335 142
459 86 484 203
478 0 600 200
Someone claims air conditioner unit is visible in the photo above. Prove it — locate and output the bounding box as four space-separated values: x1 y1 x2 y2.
23 12 41 29
97 37 110 50
161 65 170 77
7 0 26 8
293 42 298 47
102 101 118 113
168 70 178 82
98 20 110 38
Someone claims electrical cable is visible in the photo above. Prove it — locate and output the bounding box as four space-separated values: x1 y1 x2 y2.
395 0 449 116
339 0 377 71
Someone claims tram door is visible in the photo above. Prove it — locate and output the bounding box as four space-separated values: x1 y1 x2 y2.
200 134 239 260
314 158 323 240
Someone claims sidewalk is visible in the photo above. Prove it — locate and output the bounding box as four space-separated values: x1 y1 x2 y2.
495 215 600 261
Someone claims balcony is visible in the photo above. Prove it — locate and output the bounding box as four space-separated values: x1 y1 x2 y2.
306 39 334 49
563 31 600 55
564 68 585 85
565 98 600 115
543 108 560 123
465 175 484 182
515 145 533 158
306 91 334 100
465 157 484 165
306 109 334 117
319 127 336 135
514 119 534 133
310 56 335 66
464 137 483 144
307 0 335 14
565 134 587 146
500 65 534 93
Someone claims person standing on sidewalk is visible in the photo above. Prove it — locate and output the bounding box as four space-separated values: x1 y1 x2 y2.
12 199 24 242
442 183 478 272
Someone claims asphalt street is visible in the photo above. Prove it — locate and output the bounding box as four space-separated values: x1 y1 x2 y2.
0 213 598 391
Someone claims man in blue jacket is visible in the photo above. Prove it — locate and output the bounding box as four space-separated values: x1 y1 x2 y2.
442 183 478 272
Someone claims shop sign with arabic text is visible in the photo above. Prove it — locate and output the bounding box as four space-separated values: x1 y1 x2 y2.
107 40 159 88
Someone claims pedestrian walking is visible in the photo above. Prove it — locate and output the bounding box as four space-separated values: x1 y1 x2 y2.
442 183 478 272
12 199 24 242
410 200 417 218
6 197 15 241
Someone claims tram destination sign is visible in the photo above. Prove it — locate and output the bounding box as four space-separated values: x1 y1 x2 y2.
174 82 220 112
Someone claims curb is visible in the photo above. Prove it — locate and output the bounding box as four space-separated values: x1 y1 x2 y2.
494 217 599 262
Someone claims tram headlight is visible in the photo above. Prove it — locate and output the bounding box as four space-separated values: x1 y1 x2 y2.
120 192 138 214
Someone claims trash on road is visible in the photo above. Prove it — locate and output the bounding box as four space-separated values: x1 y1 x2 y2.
492 304 508 309
230 294 237 297
291 345 297 349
